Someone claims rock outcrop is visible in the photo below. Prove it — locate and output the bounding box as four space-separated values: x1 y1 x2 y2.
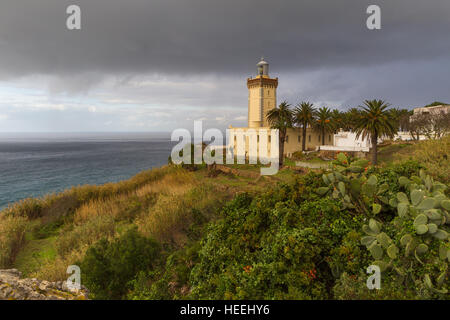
0 269 89 300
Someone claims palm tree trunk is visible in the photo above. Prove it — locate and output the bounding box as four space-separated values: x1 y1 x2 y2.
322 127 325 145
302 125 306 151
371 134 378 165
279 131 285 167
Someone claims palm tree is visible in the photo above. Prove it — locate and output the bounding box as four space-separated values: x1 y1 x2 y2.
293 102 316 151
345 107 362 132
398 109 413 132
354 99 396 165
330 109 344 133
266 101 293 167
388 108 412 133
315 107 333 145
388 107 401 131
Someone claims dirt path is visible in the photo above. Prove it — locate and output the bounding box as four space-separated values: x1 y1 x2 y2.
294 161 330 169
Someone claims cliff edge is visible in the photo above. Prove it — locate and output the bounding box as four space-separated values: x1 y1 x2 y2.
0 269 89 300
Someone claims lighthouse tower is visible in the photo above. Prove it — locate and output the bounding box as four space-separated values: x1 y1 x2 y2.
247 58 278 128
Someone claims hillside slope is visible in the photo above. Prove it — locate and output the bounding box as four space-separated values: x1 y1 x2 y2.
378 135 450 183
0 142 449 300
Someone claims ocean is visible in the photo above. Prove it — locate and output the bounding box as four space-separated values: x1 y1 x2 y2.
0 132 175 209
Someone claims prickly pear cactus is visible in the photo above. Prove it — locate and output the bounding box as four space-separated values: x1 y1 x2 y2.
361 170 449 295
316 153 388 214
316 153 449 295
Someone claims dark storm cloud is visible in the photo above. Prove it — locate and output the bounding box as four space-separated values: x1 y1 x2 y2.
1 0 450 78
0 0 449 132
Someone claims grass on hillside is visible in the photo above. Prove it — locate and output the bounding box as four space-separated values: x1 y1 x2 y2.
1 163 285 280
2 136 448 283
377 142 415 163
379 135 450 183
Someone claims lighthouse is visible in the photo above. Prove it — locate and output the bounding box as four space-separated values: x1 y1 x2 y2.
228 57 323 160
247 58 278 128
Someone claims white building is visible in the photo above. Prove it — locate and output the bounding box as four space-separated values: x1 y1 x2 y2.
412 104 450 118
319 131 371 152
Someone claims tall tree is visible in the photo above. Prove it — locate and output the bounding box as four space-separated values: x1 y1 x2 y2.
354 99 396 165
398 109 413 132
315 107 333 145
293 102 317 151
409 113 429 141
330 109 344 133
388 107 402 131
345 107 362 132
388 108 412 132
266 101 293 167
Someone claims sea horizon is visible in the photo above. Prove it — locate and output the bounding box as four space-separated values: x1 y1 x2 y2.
0 131 172 141
0 132 177 209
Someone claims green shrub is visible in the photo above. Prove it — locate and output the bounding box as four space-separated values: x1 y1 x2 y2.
188 155 448 299
129 242 201 300
318 153 449 298
57 215 116 257
189 180 364 299
333 272 418 300
80 227 161 299
32 219 64 239
395 135 450 183
360 170 449 297
317 153 388 215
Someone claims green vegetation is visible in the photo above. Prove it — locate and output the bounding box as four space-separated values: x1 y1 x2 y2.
379 135 450 183
0 164 280 283
266 101 294 167
80 227 161 299
353 100 397 165
314 107 333 146
13 235 57 276
377 143 413 163
0 137 448 300
130 157 448 300
293 102 316 152
268 98 441 166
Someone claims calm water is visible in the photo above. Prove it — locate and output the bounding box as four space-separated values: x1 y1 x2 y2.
0 133 175 209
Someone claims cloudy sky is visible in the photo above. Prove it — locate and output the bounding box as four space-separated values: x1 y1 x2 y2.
0 0 449 132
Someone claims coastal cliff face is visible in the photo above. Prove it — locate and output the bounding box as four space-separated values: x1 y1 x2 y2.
0 269 89 300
